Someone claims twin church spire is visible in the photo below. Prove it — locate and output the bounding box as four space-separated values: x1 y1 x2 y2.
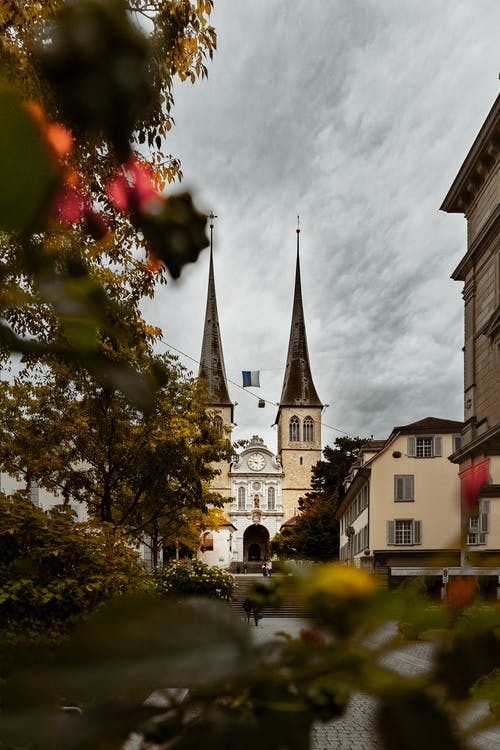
278 224 322 409
198 220 321 415
198 216 233 411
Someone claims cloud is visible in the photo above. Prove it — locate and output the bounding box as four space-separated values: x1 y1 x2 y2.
144 0 500 450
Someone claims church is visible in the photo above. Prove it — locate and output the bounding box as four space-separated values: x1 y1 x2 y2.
198 221 325 569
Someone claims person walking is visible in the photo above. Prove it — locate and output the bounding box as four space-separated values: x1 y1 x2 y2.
261 563 268 577
242 598 252 624
252 604 262 626
242 598 262 626
266 561 272 577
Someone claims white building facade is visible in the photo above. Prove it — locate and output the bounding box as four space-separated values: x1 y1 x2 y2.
228 436 284 563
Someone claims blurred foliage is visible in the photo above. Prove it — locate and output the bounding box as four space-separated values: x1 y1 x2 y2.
154 560 234 601
1 4 500 750
0 0 216 405
2 565 500 749
0 493 149 651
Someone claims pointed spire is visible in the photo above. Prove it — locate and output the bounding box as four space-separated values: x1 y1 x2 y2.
278 221 322 407
198 215 232 408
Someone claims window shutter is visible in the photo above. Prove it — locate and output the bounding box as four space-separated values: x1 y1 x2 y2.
387 520 395 545
407 437 416 457
394 476 403 500
395 475 414 501
480 499 490 513
478 532 487 545
413 520 422 544
433 437 442 456
405 475 414 500
479 511 489 533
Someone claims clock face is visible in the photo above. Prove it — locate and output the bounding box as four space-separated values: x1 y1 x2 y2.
247 452 265 471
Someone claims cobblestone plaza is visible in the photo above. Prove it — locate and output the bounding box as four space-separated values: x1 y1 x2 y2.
248 617 500 750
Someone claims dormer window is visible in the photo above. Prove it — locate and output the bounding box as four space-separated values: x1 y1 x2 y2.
407 436 442 458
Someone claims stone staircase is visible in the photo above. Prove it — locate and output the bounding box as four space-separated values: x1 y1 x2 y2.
229 574 311 619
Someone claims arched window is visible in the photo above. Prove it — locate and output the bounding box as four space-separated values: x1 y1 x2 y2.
303 416 314 442
238 486 246 510
289 415 300 442
214 415 223 437
268 486 276 511
201 532 213 551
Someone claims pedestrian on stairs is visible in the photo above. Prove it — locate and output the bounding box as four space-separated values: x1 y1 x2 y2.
242 598 262 626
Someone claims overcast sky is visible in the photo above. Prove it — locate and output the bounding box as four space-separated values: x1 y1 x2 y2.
143 0 500 452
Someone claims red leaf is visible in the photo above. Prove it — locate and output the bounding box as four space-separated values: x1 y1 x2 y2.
53 185 85 223
461 460 490 511
107 174 131 211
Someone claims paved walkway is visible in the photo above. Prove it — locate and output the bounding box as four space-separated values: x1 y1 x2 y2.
246 616 500 750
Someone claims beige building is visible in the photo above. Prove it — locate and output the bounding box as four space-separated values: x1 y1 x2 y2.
441 94 500 568
337 94 500 592
198 225 324 568
337 418 464 589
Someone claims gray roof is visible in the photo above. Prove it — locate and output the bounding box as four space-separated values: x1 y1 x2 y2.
198 246 232 408
278 232 322 408
392 417 464 435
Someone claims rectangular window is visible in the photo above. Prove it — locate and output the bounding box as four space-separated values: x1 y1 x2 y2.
387 519 422 545
267 486 276 511
467 528 486 545
452 435 461 452
237 486 246 511
416 438 433 458
361 484 369 510
408 436 442 458
467 500 489 544
394 475 414 502
395 520 412 544
30 480 40 507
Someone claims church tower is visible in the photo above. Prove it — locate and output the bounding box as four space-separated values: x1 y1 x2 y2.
199 216 233 499
276 224 323 519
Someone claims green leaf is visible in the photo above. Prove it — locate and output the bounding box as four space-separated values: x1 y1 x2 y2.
172 705 313 750
434 629 500 700
52 596 255 699
376 690 464 750
0 89 58 233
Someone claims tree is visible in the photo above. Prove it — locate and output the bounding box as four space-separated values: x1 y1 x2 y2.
0 492 149 647
308 436 367 504
0 0 216 404
271 436 366 561
0 355 233 566
159 505 226 562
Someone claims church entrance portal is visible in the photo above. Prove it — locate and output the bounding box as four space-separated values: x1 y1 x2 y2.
248 543 261 561
244 524 270 562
